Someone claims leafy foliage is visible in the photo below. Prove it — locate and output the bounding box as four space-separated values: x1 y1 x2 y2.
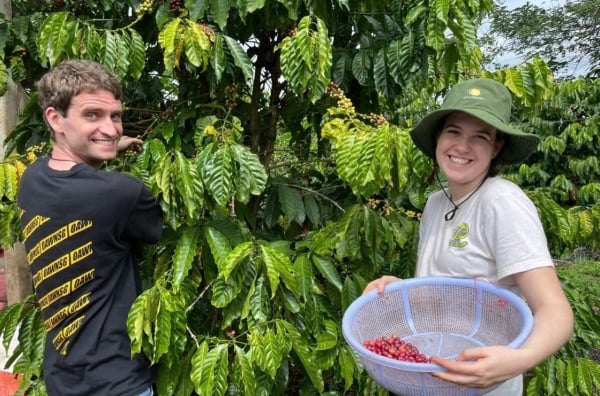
0 1 599 395
525 261 600 395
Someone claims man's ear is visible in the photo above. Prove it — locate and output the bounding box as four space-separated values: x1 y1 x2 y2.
44 107 63 135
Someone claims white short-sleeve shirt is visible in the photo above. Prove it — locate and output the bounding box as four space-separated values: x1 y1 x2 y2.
415 176 554 395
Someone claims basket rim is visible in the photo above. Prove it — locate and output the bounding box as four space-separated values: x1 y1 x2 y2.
342 276 534 372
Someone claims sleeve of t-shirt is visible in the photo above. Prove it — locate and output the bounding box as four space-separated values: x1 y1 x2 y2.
124 183 163 244
485 188 553 280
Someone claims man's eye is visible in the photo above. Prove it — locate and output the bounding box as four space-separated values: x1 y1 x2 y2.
111 114 122 122
86 113 98 119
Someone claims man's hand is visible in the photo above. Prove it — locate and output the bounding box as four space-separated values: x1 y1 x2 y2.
118 135 143 153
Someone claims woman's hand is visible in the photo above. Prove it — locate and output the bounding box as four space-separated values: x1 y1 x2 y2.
431 267 574 389
430 345 528 389
363 275 402 294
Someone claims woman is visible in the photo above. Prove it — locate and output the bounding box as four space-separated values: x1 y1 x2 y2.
364 78 573 395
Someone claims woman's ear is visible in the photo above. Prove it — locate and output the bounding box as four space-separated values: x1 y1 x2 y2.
493 135 505 159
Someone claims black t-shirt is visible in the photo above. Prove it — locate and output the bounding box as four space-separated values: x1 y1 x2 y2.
17 158 163 396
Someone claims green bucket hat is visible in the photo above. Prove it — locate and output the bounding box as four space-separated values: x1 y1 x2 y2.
409 78 539 165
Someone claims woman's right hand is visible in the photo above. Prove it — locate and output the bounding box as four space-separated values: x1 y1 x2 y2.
363 275 402 294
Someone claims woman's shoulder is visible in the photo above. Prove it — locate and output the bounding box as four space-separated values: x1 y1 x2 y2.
481 176 525 196
480 176 536 210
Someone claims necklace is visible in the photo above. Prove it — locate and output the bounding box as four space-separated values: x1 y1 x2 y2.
436 173 486 221
50 157 79 163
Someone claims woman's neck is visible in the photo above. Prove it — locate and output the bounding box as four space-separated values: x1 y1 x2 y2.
448 177 490 202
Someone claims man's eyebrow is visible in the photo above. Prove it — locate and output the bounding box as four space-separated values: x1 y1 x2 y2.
80 106 123 114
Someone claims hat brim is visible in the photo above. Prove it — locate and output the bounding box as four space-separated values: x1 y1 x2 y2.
410 108 539 165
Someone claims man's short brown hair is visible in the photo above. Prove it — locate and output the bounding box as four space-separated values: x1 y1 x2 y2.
36 59 123 117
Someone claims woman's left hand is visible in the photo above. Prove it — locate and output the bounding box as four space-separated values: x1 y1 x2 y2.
430 345 527 389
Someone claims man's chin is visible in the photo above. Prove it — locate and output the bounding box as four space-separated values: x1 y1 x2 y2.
88 153 117 167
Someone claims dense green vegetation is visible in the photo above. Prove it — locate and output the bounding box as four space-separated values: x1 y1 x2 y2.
0 1 598 395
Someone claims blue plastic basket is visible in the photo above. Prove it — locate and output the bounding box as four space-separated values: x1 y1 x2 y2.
342 277 534 396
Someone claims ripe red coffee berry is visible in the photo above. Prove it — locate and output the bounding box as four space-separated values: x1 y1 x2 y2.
363 336 432 363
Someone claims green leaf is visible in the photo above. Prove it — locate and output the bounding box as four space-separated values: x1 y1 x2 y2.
1 163 18 201
352 50 372 86
303 195 320 226
37 12 77 66
315 330 337 351
223 35 254 82
158 18 183 74
338 345 356 391
577 357 593 395
231 143 268 203
184 20 210 70
290 336 324 391
277 184 305 225
102 30 117 72
249 328 282 378
279 15 331 103
113 31 131 79
153 290 173 361
199 145 235 206
204 226 232 269
191 342 229 396
127 28 146 79
220 241 253 279
210 33 226 82
233 345 256 394
405 5 429 25
127 287 158 356
311 254 342 291
209 0 231 30
295 255 313 300
80 28 101 60
373 48 391 98
259 241 298 298
172 226 200 292
426 13 446 51
245 275 268 322
185 0 210 21
0 61 8 97
211 277 238 308
174 152 203 222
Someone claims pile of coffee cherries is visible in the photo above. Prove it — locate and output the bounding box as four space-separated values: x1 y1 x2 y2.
363 335 431 363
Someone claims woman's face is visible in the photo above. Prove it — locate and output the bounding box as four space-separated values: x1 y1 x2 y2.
435 112 504 199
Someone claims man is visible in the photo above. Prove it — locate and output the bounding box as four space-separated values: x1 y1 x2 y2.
17 59 163 396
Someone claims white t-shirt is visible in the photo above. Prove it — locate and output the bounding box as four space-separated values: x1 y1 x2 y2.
415 176 554 395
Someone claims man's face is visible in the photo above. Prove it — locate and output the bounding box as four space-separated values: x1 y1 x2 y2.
46 89 123 168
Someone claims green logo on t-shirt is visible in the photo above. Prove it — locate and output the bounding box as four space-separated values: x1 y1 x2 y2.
449 223 469 248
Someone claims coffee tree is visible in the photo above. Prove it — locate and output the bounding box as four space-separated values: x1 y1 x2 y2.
0 0 598 395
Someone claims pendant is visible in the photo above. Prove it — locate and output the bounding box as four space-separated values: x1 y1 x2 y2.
444 207 457 221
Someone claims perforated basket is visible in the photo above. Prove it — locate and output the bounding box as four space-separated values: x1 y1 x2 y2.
342 277 534 396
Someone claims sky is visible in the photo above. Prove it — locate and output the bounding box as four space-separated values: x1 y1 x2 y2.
483 0 587 77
